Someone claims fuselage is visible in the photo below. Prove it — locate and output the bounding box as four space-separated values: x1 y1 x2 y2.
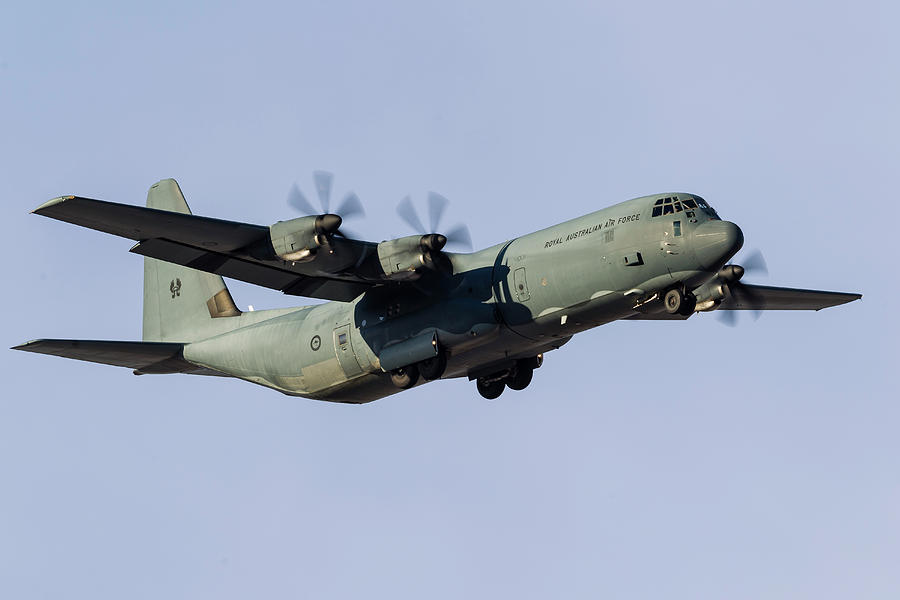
183 192 743 403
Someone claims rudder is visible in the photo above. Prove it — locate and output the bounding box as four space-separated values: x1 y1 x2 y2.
142 179 241 342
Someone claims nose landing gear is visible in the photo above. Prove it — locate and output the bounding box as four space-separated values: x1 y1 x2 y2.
476 376 505 399
664 288 697 316
475 355 543 399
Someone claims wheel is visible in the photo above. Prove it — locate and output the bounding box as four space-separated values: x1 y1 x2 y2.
664 288 684 314
390 364 420 389
506 364 533 391
679 293 697 316
419 351 447 381
476 377 505 400
523 354 543 370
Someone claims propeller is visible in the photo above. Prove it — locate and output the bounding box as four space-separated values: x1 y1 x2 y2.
716 248 768 327
739 248 768 278
396 192 472 250
286 170 366 238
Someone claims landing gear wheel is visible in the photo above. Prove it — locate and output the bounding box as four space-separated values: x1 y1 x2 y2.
390 364 420 389
506 365 533 391
477 377 505 400
679 293 697 316
664 288 685 314
419 351 447 381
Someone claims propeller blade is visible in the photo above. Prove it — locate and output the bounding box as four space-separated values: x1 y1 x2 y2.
287 183 317 215
397 195 426 233
741 249 768 277
717 310 738 327
731 281 767 311
427 192 449 233
334 227 362 240
443 223 473 250
313 170 333 213
337 191 365 220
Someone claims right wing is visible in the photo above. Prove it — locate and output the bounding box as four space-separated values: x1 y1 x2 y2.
33 192 380 302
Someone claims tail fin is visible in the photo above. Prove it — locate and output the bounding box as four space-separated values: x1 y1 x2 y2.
142 179 242 342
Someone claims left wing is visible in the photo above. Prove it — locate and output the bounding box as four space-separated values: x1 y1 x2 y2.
716 284 861 311
33 194 380 301
627 284 861 320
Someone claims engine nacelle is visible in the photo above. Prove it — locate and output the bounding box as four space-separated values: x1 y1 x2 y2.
376 234 446 280
691 265 742 311
269 214 341 262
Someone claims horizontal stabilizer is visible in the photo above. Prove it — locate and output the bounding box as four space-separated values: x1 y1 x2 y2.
12 339 228 376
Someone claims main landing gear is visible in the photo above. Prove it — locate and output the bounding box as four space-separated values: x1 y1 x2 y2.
475 355 542 400
390 364 419 389
389 345 449 389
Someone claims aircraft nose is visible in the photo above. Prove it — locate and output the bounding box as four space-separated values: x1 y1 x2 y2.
692 220 744 270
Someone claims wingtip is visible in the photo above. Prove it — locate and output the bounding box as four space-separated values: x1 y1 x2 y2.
32 195 75 215
11 340 37 351
841 292 862 306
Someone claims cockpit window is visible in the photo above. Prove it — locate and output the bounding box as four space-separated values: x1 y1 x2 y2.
652 195 718 219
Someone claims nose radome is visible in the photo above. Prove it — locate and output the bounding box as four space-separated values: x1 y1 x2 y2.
692 220 744 270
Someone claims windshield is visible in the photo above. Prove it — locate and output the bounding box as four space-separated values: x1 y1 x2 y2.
651 195 719 219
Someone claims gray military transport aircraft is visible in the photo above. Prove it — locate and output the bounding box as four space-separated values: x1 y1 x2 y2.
14 178 861 402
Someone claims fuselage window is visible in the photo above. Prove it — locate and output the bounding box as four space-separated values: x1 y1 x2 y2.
673 221 682 237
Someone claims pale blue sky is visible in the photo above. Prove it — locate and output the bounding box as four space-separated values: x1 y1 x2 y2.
1 1 897 598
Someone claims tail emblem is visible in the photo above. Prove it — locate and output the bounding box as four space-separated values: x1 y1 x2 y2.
170 278 182 298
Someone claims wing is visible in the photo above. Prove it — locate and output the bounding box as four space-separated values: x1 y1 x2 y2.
33 195 378 301
717 284 861 311
626 284 861 320
12 339 227 376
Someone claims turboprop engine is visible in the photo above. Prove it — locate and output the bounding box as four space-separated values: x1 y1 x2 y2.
376 233 448 280
268 214 343 263
693 263 760 312
692 265 742 310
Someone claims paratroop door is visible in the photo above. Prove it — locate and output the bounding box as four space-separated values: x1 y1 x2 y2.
333 324 364 377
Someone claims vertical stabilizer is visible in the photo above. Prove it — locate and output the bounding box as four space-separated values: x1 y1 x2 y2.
142 179 241 342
